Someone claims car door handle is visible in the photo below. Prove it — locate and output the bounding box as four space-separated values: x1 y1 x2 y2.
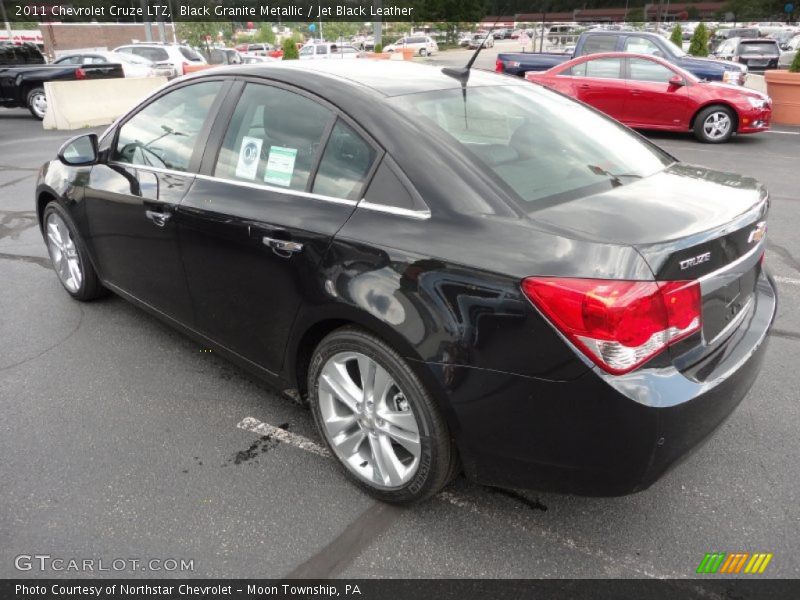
263 237 303 255
145 209 172 227
578 83 591 89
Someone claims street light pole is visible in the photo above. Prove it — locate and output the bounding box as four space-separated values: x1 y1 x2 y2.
1 0 12 42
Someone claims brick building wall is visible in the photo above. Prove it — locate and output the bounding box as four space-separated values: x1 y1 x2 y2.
41 23 177 59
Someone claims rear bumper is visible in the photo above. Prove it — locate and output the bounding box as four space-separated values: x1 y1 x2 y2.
425 271 777 495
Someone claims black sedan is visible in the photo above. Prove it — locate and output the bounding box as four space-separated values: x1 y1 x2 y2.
35 61 776 503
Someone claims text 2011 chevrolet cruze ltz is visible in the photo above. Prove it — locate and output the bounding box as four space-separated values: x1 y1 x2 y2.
36 61 776 503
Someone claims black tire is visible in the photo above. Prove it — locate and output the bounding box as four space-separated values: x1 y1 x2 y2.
43 201 105 301
27 87 47 120
693 105 735 143
308 326 458 504
419 48 428 57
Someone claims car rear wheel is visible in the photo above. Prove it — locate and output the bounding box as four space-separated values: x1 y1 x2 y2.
43 202 104 301
308 327 458 503
27 87 47 120
694 105 735 143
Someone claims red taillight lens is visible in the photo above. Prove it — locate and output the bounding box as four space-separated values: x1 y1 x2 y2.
75 67 87 80
495 59 503 72
521 277 701 375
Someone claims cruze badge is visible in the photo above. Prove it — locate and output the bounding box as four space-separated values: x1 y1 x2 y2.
680 252 712 270
747 221 767 244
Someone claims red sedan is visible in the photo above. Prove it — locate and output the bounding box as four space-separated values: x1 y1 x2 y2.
525 52 771 143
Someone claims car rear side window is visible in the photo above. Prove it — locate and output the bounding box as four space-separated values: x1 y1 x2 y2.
363 159 419 211
312 120 376 201
113 81 222 172
179 46 203 61
214 83 333 191
579 35 617 55
131 47 169 62
569 57 622 79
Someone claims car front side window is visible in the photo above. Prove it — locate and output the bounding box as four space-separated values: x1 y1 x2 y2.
213 83 333 192
112 81 222 172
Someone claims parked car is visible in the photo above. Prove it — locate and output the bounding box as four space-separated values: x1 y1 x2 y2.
245 43 274 56
240 54 280 64
497 31 748 85
1 43 124 119
54 51 170 78
298 43 362 60
709 27 761 53
114 43 206 78
458 33 473 47
778 34 800 69
526 52 771 143
384 36 438 56
467 33 494 49
205 48 243 65
713 38 781 72
36 61 775 503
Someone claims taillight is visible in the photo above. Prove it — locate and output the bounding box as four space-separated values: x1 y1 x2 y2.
521 278 701 375
495 59 503 72
75 67 87 80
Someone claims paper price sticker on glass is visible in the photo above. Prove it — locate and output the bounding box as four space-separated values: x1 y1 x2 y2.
265 146 297 187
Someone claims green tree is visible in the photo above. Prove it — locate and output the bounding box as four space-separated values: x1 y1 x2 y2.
688 22 709 56
626 6 645 22
282 37 299 60
686 5 701 19
790 48 800 73
670 24 683 47
177 22 227 49
254 24 276 45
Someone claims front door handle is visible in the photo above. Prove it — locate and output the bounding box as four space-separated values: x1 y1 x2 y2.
263 236 303 256
145 209 172 227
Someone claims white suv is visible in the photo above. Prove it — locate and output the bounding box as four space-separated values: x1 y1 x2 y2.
298 43 362 60
114 43 206 78
384 36 438 56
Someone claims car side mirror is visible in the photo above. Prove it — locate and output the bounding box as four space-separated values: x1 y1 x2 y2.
668 75 686 87
57 133 98 166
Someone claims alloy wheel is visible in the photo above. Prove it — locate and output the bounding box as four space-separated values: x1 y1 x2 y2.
46 212 83 293
317 351 421 489
703 111 732 140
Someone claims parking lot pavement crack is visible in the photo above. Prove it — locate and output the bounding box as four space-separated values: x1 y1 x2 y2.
0 304 84 372
770 328 800 342
285 502 403 579
0 165 39 172
767 242 800 275
0 174 34 189
0 252 50 268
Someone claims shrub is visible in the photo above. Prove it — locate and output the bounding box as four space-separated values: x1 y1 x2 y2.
688 23 709 57
790 48 800 73
374 43 383 54
670 24 683 48
282 37 299 60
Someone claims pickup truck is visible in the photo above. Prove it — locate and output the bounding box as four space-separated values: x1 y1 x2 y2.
496 31 748 85
1 43 124 119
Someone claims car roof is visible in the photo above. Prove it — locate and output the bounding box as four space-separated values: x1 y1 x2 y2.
190 59 524 97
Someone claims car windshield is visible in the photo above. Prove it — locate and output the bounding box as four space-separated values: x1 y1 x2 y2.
389 84 673 209
739 42 779 54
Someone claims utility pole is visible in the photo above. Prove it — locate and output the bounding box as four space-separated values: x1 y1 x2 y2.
1 0 12 42
373 0 382 49
140 0 153 42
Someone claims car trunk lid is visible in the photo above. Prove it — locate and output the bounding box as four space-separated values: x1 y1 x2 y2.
529 163 769 365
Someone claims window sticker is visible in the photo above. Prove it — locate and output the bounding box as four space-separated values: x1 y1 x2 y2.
264 146 298 187
235 136 263 180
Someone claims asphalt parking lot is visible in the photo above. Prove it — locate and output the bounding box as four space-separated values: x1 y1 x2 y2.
1 102 799 583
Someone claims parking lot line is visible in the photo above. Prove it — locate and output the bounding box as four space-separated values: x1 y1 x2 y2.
766 130 800 135
774 275 800 287
236 416 698 582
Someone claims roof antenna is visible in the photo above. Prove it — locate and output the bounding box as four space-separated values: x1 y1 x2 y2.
442 12 505 83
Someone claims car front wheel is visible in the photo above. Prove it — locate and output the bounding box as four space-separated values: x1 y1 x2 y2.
43 202 105 301
419 48 428 57
308 327 458 503
694 105 735 143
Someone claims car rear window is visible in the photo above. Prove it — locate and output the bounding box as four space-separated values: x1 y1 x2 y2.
132 47 169 62
739 42 779 55
389 85 672 209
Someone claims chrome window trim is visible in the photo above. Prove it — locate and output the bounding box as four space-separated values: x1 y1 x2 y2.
107 161 190 177
697 237 765 296
194 173 359 206
357 201 431 220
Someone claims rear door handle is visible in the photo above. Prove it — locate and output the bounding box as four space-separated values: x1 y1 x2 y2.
263 237 303 255
145 209 172 227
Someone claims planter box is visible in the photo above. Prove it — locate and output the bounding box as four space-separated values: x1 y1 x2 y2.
765 70 800 126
